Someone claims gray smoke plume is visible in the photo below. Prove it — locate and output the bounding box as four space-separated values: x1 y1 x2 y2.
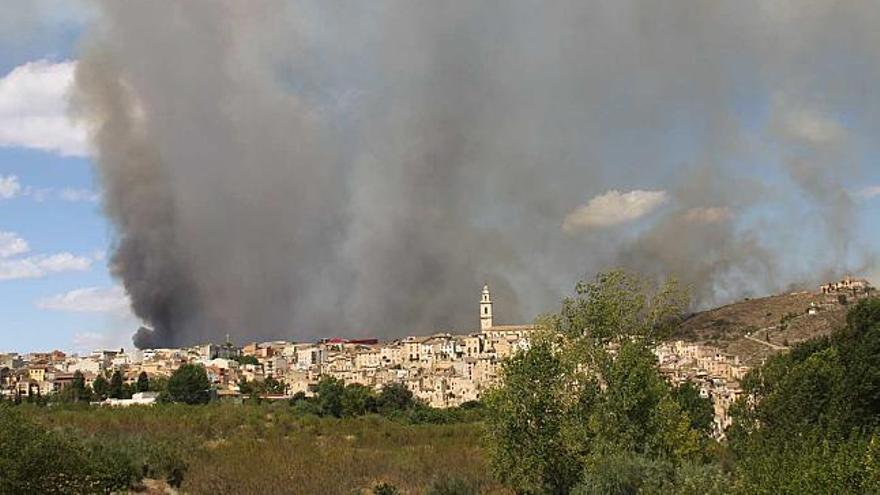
71 1 879 347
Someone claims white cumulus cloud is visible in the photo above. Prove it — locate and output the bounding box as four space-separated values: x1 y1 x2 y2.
0 59 90 157
0 175 22 198
0 231 29 258
0 231 92 280
25 186 100 202
58 187 100 202
0 252 92 280
37 286 130 314
37 252 92 272
563 189 669 232
0 175 100 202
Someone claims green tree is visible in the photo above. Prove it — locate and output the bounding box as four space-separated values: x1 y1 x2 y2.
149 375 168 393
593 340 702 460
485 270 703 494
377 382 415 414
136 371 150 393
485 337 586 494
234 355 260 366
314 376 345 417
729 298 880 493
93 374 109 401
263 376 286 395
109 370 126 399
341 383 377 417
673 382 714 436
167 364 211 404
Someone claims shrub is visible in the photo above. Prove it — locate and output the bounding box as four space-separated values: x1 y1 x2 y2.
373 482 400 495
426 475 479 495
0 404 139 493
80 438 141 491
573 453 728 495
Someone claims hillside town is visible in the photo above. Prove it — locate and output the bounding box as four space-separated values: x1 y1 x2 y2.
1 278 874 438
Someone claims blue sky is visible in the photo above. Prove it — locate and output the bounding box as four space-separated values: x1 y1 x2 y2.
0 2 135 354
1 2 879 353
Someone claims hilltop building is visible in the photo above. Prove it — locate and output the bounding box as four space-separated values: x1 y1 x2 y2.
821 276 874 295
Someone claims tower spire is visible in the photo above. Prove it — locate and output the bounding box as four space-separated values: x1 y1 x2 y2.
480 284 493 331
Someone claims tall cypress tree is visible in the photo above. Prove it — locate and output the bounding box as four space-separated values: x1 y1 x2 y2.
136 371 150 393
109 370 125 399
93 375 109 400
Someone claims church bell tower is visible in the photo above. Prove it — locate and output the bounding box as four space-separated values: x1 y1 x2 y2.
480 284 493 331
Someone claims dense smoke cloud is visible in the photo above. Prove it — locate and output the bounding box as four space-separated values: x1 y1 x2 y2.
72 1 878 347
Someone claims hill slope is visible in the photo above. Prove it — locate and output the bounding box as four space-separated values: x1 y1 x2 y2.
675 291 854 366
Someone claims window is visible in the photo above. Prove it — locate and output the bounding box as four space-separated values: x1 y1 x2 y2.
484 307 488 315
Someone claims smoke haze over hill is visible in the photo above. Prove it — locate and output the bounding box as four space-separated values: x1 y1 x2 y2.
71 1 879 347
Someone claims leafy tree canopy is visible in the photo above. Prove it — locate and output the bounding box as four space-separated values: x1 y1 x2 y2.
234 355 260 366
167 364 211 405
485 270 708 494
729 298 880 493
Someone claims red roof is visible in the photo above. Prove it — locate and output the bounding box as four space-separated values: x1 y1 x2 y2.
324 337 378 345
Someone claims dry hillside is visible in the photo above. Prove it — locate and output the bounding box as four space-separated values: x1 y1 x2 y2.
674 291 859 366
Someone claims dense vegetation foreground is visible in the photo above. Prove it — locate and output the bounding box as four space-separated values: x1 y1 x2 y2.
1 403 499 494
5 271 880 494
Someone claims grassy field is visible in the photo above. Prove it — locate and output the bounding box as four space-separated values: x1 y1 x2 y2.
20 403 506 494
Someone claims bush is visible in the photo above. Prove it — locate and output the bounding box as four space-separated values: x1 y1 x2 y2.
574 452 666 495
80 438 141 491
0 404 139 493
291 396 323 416
426 475 479 495
13 402 502 493
373 482 400 495
574 452 728 495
